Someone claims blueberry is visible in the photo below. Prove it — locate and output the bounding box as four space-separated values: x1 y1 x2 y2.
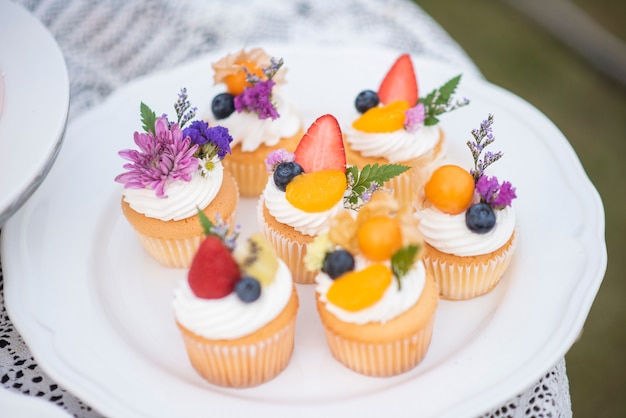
322 250 355 279
211 93 235 119
235 276 262 303
354 90 380 113
466 202 496 234
273 162 304 191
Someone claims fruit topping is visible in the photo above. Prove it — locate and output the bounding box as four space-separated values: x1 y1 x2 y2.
273 161 304 191
285 169 347 212
326 264 392 311
357 215 403 261
233 233 279 286
321 250 355 279
424 164 475 215
355 89 380 113
352 100 410 133
223 60 264 96
211 92 236 119
377 54 418 106
465 202 496 233
294 114 346 173
235 276 262 303
188 236 241 299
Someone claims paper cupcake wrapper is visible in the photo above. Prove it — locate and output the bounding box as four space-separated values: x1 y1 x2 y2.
423 237 517 300
136 233 203 269
322 318 435 377
134 212 238 269
177 317 296 388
257 199 317 284
385 171 416 209
223 158 268 197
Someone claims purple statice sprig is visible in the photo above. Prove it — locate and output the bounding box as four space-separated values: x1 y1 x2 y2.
233 57 283 120
183 120 233 173
174 87 197 128
234 79 279 119
264 148 295 173
197 210 240 251
466 114 502 182
476 175 517 209
115 116 199 198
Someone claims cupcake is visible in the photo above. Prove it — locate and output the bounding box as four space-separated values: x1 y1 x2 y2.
208 48 304 196
115 88 239 268
173 214 298 388
258 114 409 284
344 53 469 209
417 114 517 300
307 192 438 377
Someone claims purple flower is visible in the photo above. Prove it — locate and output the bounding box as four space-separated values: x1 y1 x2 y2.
475 175 517 209
115 116 198 198
404 103 425 133
492 180 517 208
183 120 233 160
234 79 279 120
264 148 295 172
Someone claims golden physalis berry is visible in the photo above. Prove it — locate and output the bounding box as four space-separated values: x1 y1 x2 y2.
285 169 346 212
357 215 403 261
223 60 264 96
424 164 475 215
352 100 410 133
326 264 392 311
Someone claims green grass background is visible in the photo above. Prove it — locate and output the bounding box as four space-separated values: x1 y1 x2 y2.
415 1 626 416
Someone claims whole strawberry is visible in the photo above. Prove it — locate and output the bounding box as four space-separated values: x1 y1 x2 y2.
188 235 241 299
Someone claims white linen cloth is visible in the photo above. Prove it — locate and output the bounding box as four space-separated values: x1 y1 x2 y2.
0 0 572 416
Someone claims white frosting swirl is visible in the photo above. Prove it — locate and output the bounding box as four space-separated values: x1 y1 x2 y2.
213 88 301 152
172 259 293 340
262 179 344 236
122 160 224 221
345 124 441 162
315 258 425 325
417 206 516 256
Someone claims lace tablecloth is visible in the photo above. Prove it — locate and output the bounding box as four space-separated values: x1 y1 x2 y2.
0 0 572 416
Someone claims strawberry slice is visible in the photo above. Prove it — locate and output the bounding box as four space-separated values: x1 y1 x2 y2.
294 114 346 173
188 236 241 299
378 54 418 106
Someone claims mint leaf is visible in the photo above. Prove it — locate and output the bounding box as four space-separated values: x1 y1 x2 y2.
434 74 462 106
197 208 214 236
391 244 420 289
344 163 410 209
140 102 157 136
418 74 467 125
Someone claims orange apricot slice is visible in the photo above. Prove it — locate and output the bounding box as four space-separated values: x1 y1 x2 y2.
352 100 410 133
285 169 346 212
327 263 392 311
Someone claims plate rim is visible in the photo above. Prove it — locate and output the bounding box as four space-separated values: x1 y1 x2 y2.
0 0 70 225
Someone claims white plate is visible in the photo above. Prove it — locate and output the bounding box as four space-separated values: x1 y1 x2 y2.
0 0 69 225
2 45 606 418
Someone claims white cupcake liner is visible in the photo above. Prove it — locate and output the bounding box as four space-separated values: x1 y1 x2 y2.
423 235 517 300
178 316 296 388
136 233 203 269
322 318 434 377
223 158 268 197
256 198 317 284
